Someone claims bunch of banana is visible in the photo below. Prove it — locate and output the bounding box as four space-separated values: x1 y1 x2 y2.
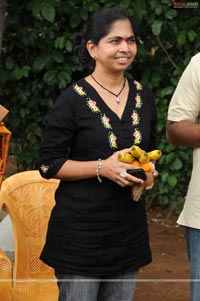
118 145 162 172
118 145 162 202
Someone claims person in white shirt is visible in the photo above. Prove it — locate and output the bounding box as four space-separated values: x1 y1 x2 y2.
166 52 200 301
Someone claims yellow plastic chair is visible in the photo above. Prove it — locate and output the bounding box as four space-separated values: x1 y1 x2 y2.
0 170 59 301
0 122 11 188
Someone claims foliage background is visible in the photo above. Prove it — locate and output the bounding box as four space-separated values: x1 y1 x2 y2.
0 0 200 212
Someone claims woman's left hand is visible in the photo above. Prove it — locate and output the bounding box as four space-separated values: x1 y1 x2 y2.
101 149 145 187
145 169 159 190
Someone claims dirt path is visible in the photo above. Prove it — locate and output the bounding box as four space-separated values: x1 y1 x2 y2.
134 208 190 301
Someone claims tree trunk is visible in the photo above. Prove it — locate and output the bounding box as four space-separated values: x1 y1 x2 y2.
0 0 7 59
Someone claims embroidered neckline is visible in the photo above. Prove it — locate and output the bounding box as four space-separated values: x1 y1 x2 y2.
132 80 143 144
73 80 143 149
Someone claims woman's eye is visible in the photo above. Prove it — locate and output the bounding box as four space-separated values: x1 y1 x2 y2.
110 39 120 44
109 38 136 44
128 38 136 43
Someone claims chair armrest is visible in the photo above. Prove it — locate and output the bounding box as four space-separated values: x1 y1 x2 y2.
0 248 12 301
0 206 7 222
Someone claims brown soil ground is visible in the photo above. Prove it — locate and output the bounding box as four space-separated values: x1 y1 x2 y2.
134 207 190 301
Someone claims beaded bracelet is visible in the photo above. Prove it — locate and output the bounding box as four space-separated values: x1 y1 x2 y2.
96 158 102 183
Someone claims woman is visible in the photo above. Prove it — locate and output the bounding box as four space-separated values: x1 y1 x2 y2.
39 6 157 301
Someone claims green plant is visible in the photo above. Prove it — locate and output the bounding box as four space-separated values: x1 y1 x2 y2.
0 0 199 211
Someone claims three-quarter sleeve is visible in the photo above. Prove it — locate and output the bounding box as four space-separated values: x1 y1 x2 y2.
39 90 76 179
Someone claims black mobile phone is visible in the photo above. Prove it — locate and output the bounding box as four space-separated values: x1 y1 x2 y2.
127 168 147 180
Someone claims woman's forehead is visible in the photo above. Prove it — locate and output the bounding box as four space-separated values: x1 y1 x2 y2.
105 19 134 37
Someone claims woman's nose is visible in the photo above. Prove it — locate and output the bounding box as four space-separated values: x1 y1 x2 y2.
119 40 129 51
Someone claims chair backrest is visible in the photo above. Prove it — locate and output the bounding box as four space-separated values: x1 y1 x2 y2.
0 123 11 188
0 170 59 283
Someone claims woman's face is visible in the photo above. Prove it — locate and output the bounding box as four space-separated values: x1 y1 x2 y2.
88 19 137 73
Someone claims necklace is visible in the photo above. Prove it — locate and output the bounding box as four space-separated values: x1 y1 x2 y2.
91 74 126 103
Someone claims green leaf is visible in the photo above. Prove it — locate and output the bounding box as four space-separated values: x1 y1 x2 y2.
168 175 178 188
155 5 162 15
177 31 186 46
172 158 183 170
57 71 71 89
43 71 56 85
41 2 55 23
165 10 177 19
165 152 176 164
65 40 73 52
160 86 174 97
69 13 82 28
12 68 22 80
165 144 177 153
152 20 163 35
161 170 169 182
157 119 165 131
21 66 31 78
11 66 31 80
33 57 46 72
55 37 65 50
179 149 192 161
188 30 197 42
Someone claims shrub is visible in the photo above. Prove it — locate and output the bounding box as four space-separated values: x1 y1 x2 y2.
1 0 199 211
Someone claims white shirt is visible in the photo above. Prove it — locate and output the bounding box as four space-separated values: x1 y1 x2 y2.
167 53 200 228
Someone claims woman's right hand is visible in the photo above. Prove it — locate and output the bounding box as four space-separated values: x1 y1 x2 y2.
101 149 145 187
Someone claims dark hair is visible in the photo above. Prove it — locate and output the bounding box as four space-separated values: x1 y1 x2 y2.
74 6 138 70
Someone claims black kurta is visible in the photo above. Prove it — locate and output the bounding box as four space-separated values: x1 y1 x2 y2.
39 77 157 276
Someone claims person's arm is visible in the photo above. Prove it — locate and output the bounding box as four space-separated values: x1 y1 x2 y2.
166 53 200 147
54 150 144 187
166 120 200 148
